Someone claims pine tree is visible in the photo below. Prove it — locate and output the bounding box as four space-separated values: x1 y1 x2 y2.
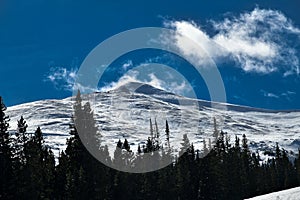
123 139 130 152
235 135 241 152
20 127 55 199
177 134 195 199
54 151 68 199
203 139 209 156
144 137 154 153
16 116 28 136
0 96 13 199
155 118 159 139
296 149 300 185
82 101 100 149
67 90 100 166
113 140 124 168
275 142 281 160
215 131 225 156
153 118 160 150
179 134 190 156
150 118 153 141
15 116 29 163
13 117 30 200
65 90 98 198
165 120 170 149
212 117 219 140
137 144 142 154
242 134 250 150
241 134 251 197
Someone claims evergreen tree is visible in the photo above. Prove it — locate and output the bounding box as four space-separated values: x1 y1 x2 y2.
19 127 56 199
150 118 153 141
15 116 29 163
144 137 154 153
137 144 142 154
123 138 131 152
2 90 300 199
155 118 159 139
0 96 13 199
177 134 196 199
82 101 100 149
203 139 209 155
235 135 241 152
117 139 122 148
296 149 300 185
241 134 251 197
113 140 124 168
54 151 68 199
179 134 190 155
64 90 94 198
213 117 219 140
165 120 170 149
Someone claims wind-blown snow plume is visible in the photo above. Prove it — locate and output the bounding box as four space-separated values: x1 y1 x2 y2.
100 66 193 97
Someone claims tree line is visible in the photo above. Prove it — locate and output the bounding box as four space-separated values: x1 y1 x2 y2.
1 94 300 200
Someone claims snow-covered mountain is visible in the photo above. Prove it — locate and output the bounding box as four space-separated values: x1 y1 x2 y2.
6 82 300 160
245 186 300 200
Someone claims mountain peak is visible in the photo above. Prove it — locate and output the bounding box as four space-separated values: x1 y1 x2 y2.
113 81 174 96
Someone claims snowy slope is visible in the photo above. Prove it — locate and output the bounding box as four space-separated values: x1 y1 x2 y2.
6 82 300 158
245 187 300 200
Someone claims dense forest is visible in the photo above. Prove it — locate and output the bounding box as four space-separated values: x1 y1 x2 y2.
1 93 300 200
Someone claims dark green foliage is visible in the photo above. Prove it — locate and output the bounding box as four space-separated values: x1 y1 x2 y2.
165 120 170 148
123 139 130 152
137 144 142 154
19 127 56 199
1 95 300 200
15 116 29 164
0 96 14 199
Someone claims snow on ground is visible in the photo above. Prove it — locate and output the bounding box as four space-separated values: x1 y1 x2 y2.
245 187 300 200
6 82 300 159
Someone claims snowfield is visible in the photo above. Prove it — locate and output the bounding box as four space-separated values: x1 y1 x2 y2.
6 82 300 159
245 187 300 200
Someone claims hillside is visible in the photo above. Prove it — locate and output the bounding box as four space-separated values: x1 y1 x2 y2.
6 82 300 158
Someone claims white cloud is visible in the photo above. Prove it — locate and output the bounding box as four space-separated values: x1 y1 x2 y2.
46 66 103 93
261 89 296 100
287 91 296 95
45 66 100 93
281 90 296 101
267 93 279 99
164 8 300 75
45 63 193 97
260 90 279 99
100 66 193 97
45 67 78 91
122 60 133 71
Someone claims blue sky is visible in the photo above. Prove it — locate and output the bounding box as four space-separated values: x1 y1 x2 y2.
0 0 300 110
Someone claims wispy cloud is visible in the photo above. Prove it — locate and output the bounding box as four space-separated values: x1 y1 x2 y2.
45 62 193 97
45 67 78 91
122 60 133 71
45 66 103 93
261 89 296 100
46 8 300 97
100 64 193 97
164 8 300 75
260 90 279 99
281 90 296 101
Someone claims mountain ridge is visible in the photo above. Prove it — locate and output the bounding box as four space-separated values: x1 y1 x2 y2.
5 82 300 160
